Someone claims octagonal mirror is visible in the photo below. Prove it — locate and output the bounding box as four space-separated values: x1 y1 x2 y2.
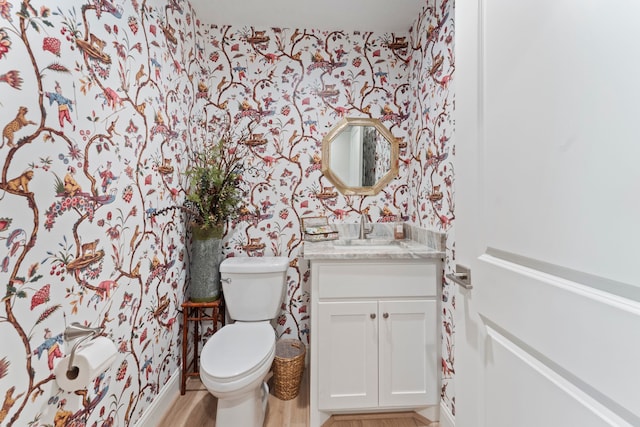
321 117 399 196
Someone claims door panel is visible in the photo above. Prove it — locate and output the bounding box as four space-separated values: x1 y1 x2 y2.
455 0 640 426
378 300 438 407
477 254 640 422
481 0 640 285
317 301 378 410
485 327 633 427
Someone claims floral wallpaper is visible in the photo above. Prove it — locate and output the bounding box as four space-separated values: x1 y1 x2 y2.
0 0 202 425
406 0 456 416
200 24 412 342
0 0 455 425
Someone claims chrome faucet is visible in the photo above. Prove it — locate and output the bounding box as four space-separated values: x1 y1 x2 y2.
359 212 373 239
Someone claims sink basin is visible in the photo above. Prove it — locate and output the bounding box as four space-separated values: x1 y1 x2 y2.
333 244 404 252
334 238 397 246
331 238 404 252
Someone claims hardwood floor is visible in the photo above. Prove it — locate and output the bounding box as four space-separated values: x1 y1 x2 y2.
158 371 438 427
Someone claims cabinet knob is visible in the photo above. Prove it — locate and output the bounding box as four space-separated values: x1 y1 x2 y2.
370 313 376 319
383 312 389 319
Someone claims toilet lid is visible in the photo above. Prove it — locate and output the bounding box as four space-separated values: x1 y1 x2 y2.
201 322 275 380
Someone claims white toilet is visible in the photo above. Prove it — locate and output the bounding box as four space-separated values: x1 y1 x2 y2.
200 256 289 427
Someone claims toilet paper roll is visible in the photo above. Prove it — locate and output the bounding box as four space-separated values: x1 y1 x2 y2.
54 337 117 392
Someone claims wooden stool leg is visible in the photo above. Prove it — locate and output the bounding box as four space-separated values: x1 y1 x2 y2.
194 309 199 373
181 306 188 395
212 307 218 334
219 298 225 328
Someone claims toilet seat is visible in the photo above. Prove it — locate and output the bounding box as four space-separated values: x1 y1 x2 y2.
201 322 275 383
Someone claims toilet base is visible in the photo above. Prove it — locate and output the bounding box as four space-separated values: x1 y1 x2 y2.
216 381 269 427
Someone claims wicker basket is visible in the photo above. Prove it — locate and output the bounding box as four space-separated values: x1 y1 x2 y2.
272 339 306 400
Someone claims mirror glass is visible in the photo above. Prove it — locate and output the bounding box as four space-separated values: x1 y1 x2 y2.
321 117 399 195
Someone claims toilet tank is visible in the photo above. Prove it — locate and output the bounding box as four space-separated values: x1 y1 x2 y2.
220 256 289 321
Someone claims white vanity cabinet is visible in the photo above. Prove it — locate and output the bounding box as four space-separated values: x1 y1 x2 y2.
309 258 440 426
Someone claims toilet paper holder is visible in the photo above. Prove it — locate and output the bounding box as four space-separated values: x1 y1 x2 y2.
63 322 104 380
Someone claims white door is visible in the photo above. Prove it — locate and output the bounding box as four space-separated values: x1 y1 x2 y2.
455 1 640 427
379 299 438 408
317 300 378 410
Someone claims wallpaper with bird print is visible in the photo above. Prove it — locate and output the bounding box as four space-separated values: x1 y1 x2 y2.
0 0 454 424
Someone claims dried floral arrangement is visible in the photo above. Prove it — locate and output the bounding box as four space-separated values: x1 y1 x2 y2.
150 123 249 239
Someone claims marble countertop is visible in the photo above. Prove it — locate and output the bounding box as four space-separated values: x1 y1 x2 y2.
301 238 444 260
301 223 445 261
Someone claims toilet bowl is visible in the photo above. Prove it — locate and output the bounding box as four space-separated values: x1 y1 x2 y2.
200 322 276 426
199 256 288 427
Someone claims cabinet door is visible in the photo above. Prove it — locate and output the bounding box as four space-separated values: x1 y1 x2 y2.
378 299 438 407
317 301 378 411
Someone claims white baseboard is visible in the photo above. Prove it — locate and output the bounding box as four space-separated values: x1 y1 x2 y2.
439 401 455 427
133 370 180 427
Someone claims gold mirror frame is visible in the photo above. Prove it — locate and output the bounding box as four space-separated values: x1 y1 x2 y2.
321 117 399 196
